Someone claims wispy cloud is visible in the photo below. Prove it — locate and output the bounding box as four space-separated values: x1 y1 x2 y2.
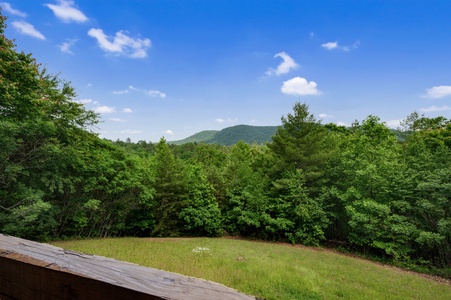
114 85 165 98
419 105 451 113
88 28 151 58
120 129 142 134
94 105 116 114
58 38 78 54
423 85 451 99
74 98 93 105
165 129 174 135
265 52 299 76
113 89 130 95
1 2 27 17
123 108 133 113
319 113 333 119
12 21 45 40
216 117 238 123
385 119 402 128
321 41 338 50
281 76 321 96
110 117 126 122
147 90 166 98
322 40 359 51
44 0 88 23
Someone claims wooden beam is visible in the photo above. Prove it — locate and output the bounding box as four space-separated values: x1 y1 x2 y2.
0 234 258 300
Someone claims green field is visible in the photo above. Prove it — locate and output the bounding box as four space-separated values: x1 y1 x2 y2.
52 237 450 300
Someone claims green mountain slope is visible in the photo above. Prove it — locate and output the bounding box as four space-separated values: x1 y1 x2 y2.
169 125 279 146
169 130 218 145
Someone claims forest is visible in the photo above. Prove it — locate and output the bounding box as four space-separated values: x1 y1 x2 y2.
0 13 450 277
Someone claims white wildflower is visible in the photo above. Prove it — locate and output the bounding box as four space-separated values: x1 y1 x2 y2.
192 247 210 254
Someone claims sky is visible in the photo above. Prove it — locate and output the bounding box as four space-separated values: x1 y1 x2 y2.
1 0 451 142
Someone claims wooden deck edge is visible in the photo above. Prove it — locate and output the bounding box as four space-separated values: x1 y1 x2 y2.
0 234 258 300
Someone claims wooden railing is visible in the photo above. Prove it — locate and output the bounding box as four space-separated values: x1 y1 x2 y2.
0 234 258 299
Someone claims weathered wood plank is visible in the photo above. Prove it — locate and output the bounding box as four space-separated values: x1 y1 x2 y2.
0 234 258 300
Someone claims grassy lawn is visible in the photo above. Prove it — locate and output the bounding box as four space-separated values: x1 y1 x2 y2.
52 237 450 300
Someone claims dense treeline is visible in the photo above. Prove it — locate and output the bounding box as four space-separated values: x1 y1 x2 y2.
0 13 449 275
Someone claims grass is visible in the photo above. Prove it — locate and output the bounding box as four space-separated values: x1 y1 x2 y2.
51 237 451 300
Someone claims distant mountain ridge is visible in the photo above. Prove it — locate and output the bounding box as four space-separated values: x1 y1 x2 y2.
169 124 279 146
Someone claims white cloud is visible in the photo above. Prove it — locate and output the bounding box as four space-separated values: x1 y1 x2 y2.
147 90 166 98
424 85 451 99
322 40 359 51
58 38 77 54
165 130 174 135
88 28 151 58
123 108 133 113
120 129 142 134
1 2 27 17
74 98 93 105
44 0 88 23
118 86 166 98
336 121 347 127
110 117 126 122
420 105 451 113
385 119 402 128
94 105 116 114
216 117 237 123
281 76 321 96
319 113 333 119
266 52 299 76
11 21 45 40
321 41 338 50
113 89 130 95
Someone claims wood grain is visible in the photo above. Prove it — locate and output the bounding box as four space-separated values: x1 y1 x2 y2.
0 234 257 300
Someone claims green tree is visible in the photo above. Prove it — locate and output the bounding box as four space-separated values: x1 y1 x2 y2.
325 116 416 259
0 12 97 240
222 142 272 238
151 138 188 236
179 164 222 236
403 126 451 267
271 169 329 246
268 102 335 194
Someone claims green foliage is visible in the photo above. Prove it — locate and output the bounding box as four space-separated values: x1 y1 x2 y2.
151 138 188 237
268 102 335 192
1 8 450 274
222 142 272 237
179 164 222 236
273 170 329 246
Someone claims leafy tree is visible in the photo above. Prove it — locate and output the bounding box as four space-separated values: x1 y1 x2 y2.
0 12 97 240
223 141 272 237
272 169 329 246
325 116 416 259
151 138 188 236
268 102 335 194
179 164 222 236
403 127 451 267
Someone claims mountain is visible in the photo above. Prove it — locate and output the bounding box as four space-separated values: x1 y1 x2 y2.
169 125 279 146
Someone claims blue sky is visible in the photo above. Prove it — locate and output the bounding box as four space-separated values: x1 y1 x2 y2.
2 0 451 142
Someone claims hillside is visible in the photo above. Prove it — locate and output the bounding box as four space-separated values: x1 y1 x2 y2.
53 238 451 300
169 130 218 145
169 124 279 146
